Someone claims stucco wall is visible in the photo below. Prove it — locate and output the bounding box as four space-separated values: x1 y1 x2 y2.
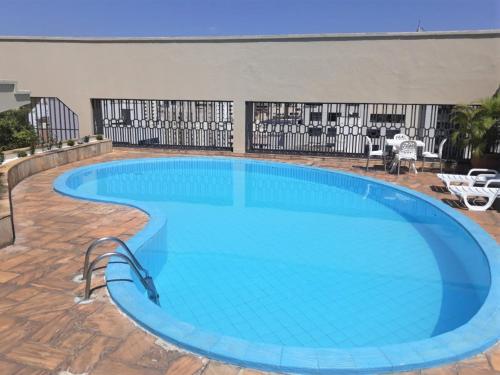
0 81 30 112
0 31 499 152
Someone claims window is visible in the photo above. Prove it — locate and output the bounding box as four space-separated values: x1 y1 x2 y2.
255 103 269 113
310 112 322 122
368 128 381 138
308 127 322 136
121 109 131 123
438 106 452 115
385 129 400 139
327 112 342 122
326 127 337 137
370 114 405 123
349 112 359 118
38 116 49 125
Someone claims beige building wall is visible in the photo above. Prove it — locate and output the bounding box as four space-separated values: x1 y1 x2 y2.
0 31 499 152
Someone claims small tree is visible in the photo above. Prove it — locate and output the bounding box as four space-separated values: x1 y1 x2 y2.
480 93 500 119
451 96 499 158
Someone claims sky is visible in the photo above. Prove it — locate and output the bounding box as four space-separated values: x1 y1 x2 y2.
0 0 498 37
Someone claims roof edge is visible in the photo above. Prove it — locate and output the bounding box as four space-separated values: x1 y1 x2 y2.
0 29 499 43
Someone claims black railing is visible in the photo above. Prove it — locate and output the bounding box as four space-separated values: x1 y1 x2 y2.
246 101 499 160
27 97 79 143
92 98 233 151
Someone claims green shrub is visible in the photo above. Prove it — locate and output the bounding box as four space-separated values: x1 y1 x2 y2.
12 129 37 149
96 134 103 141
17 151 27 158
66 139 75 146
0 107 38 150
30 142 36 155
0 121 15 148
83 135 90 143
0 152 4 165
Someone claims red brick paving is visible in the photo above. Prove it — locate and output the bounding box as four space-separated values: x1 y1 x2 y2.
0 148 498 374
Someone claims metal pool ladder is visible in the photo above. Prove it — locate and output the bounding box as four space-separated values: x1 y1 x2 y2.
82 236 160 305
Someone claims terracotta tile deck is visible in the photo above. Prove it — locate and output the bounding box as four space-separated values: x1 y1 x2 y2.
0 148 498 375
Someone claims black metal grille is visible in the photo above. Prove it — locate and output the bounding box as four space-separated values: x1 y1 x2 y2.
27 97 79 143
92 98 233 151
246 101 499 160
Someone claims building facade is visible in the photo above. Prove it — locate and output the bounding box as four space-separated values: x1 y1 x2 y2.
0 30 498 153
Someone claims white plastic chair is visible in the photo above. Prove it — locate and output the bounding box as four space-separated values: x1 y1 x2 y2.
437 168 499 190
448 179 500 211
394 133 409 141
422 138 447 173
397 140 417 175
365 136 386 171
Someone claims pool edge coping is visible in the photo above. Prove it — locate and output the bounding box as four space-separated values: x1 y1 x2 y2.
53 156 500 374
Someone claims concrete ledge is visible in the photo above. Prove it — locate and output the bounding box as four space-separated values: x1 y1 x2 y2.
0 140 112 248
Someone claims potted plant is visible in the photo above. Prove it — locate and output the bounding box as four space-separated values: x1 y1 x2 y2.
57 140 63 149
46 137 55 151
451 95 500 168
96 134 103 141
30 141 36 155
17 151 27 158
83 135 90 143
66 139 75 147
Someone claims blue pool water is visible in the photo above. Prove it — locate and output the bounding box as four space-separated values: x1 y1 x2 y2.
55 157 500 373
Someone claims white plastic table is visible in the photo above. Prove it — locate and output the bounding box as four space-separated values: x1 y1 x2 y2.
386 139 425 173
386 138 425 151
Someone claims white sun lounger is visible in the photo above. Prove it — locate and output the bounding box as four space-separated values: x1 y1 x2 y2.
437 169 498 190
448 179 500 211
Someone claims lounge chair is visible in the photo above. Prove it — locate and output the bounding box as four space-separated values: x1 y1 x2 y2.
437 169 498 190
448 179 500 211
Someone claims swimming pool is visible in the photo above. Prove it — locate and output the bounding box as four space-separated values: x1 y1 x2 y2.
55 157 500 374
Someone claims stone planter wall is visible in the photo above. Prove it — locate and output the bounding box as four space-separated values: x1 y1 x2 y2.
0 140 112 248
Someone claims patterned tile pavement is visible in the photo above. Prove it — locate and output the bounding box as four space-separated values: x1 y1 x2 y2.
0 147 498 375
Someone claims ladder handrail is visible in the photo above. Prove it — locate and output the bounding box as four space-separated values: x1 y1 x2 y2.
84 252 159 304
82 237 145 280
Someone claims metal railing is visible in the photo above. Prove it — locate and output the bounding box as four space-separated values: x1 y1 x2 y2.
92 98 233 151
82 237 145 280
82 236 160 305
27 97 79 143
245 101 499 161
84 252 160 305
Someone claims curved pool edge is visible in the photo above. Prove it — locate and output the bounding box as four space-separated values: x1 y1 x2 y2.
53 156 500 374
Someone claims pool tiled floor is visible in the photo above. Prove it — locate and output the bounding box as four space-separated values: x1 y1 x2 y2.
0 148 498 374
